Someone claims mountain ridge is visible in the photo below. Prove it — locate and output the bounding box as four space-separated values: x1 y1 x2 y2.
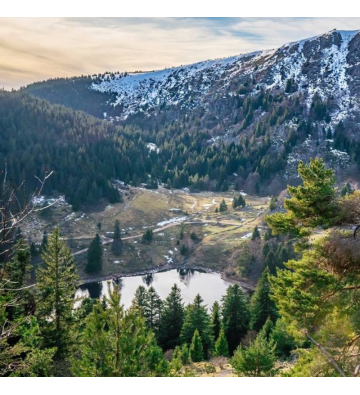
23 29 360 194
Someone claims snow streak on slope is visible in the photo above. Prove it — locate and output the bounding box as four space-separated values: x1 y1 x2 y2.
91 53 261 119
90 30 360 121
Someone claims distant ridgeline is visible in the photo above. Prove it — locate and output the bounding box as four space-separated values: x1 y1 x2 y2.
11 30 360 207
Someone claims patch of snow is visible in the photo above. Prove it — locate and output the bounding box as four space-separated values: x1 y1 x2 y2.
241 233 253 239
157 216 188 227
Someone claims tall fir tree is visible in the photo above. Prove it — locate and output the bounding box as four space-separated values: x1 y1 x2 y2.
158 284 184 350
221 284 250 354
180 294 214 358
214 327 229 357
189 329 204 362
146 286 162 336
36 228 79 358
251 226 261 240
41 230 48 252
211 301 221 341
111 220 122 256
86 234 103 274
250 267 278 331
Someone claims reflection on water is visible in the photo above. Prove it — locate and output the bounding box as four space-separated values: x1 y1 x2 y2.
177 268 195 287
142 273 154 287
76 269 233 309
79 281 103 299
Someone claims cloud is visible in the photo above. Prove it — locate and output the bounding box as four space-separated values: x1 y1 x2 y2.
0 17 359 89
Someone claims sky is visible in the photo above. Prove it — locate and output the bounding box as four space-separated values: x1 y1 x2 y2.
1 17 360 89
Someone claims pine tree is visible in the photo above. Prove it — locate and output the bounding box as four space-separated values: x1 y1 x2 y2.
214 327 229 357
189 329 204 362
211 301 221 341
231 331 276 377
265 158 337 238
181 343 190 365
180 294 214 358
146 286 162 336
4 240 32 321
36 228 79 357
111 220 122 256
41 230 48 252
132 285 149 315
158 284 184 350
72 284 168 377
233 194 246 209
86 234 103 273
221 284 250 354
219 199 228 212
250 268 278 331
264 228 273 241
251 226 261 240
264 250 277 275
142 229 153 244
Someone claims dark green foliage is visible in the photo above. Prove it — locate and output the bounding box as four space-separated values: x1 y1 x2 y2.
86 234 103 274
264 228 273 241
0 92 141 210
189 329 204 362
285 78 297 94
146 287 162 336
180 244 188 256
270 318 297 357
132 286 162 336
72 284 168 376
180 294 214 358
190 232 198 241
111 220 122 256
264 250 277 275
142 229 153 244
132 285 149 315
158 284 184 350
219 199 228 212
211 301 221 341
237 244 255 276
221 284 250 354
214 327 229 357
36 228 79 358
41 231 48 252
233 194 246 209
250 268 278 331
251 226 261 240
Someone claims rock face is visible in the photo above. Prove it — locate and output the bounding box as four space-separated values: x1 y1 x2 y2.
90 30 360 124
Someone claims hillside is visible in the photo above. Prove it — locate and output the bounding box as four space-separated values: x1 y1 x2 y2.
0 91 153 209
24 30 360 193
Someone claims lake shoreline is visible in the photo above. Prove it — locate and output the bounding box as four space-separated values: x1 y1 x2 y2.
79 263 255 292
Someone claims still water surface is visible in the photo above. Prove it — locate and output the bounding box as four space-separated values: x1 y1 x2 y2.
76 269 233 309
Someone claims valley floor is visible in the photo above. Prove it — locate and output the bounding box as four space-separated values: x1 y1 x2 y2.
24 186 271 287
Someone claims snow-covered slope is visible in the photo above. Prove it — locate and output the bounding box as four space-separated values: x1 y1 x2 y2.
90 30 360 122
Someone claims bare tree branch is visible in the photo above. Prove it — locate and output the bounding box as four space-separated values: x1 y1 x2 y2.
305 331 347 377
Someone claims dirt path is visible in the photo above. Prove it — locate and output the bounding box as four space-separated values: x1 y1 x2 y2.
72 217 253 257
